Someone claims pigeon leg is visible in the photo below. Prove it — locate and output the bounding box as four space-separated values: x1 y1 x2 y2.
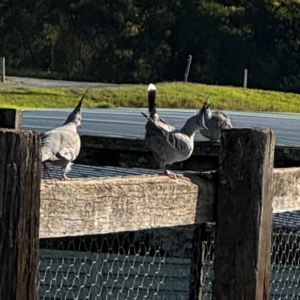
43 163 51 179
165 169 177 179
61 173 70 181
161 164 177 179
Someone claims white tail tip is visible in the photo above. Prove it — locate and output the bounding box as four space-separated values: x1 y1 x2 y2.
147 83 156 91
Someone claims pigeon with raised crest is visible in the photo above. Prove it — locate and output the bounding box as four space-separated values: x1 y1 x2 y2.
41 90 88 180
141 83 206 179
199 101 233 142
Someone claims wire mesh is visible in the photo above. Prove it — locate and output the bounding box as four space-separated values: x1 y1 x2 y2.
37 211 300 300
197 224 214 300
38 226 198 300
271 211 300 299
197 211 300 300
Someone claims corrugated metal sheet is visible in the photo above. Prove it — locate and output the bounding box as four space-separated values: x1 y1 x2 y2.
41 164 162 180
273 211 300 229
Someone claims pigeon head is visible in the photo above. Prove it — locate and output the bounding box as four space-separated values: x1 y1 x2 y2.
190 101 211 131
64 89 89 127
197 100 212 130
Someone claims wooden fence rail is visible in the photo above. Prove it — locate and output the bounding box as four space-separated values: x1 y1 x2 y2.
40 167 300 239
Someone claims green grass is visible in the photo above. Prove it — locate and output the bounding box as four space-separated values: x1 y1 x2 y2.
0 82 300 112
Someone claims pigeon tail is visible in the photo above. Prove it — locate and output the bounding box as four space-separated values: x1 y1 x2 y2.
147 83 157 117
62 162 73 175
141 112 148 119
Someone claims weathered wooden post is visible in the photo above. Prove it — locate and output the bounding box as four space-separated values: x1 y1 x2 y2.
212 128 275 300
0 129 41 300
0 108 22 129
0 56 5 82
184 55 192 82
243 68 248 88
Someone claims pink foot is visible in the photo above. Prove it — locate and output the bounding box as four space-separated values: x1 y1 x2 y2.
61 173 70 181
163 169 177 179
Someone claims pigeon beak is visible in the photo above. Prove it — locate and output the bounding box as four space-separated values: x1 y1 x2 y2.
199 114 208 130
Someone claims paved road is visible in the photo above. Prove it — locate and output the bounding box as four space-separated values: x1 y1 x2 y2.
3 76 133 88
2 76 298 146
21 108 300 146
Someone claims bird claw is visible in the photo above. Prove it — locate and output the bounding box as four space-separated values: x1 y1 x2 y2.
160 164 177 179
61 174 70 181
163 169 177 179
167 172 177 179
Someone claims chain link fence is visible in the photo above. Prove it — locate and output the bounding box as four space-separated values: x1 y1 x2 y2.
37 211 300 300
271 211 300 299
38 226 201 300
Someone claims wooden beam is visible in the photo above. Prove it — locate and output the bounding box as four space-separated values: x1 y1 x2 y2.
212 128 275 300
39 174 215 238
0 129 41 300
39 166 300 239
273 167 300 213
0 108 21 129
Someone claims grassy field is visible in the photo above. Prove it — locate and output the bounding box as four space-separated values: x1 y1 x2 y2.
0 81 300 112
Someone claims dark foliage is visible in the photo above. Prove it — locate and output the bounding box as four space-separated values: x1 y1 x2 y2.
0 0 299 91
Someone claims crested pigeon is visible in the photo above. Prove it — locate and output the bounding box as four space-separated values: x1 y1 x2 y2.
199 101 233 142
141 83 206 179
41 90 88 180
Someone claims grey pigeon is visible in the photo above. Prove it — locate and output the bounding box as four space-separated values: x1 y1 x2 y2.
199 101 233 142
41 90 88 180
142 83 206 179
